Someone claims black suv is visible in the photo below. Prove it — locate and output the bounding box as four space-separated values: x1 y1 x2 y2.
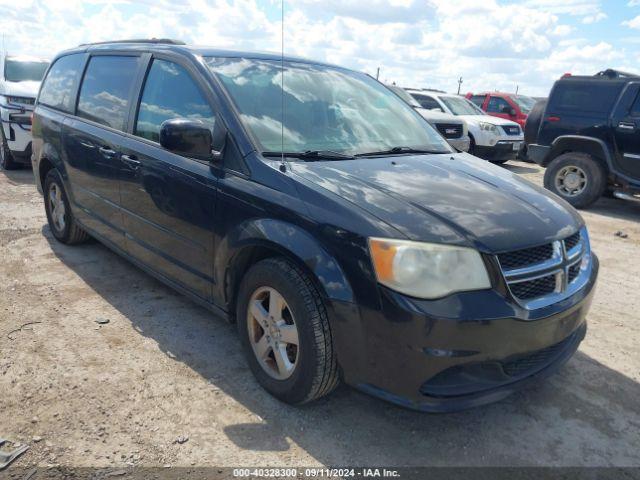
526 69 640 208
32 40 598 412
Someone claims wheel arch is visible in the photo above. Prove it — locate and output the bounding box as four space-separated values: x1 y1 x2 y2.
546 136 613 173
215 218 356 321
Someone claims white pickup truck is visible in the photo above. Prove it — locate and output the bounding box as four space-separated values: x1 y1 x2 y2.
1 55 49 169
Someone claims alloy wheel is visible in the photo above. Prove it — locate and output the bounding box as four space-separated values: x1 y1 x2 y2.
246 286 299 380
48 183 66 232
555 165 588 197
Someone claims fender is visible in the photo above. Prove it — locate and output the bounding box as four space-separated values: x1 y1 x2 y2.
547 135 613 169
213 218 356 311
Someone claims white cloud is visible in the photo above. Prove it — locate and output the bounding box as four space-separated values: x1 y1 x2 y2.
623 15 640 29
0 0 628 97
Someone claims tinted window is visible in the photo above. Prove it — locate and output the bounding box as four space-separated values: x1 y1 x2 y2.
38 54 84 113
550 81 623 115
630 93 640 117
135 59 214 142
77 56 139 130
412 94 443 111
470 95 486 107
486 96 511 113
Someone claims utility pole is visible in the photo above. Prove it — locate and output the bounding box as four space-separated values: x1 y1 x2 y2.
516 84 519 95
457 77 463 95
376 67 380 80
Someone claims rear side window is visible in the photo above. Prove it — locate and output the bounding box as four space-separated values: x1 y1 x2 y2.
412 94 442 111
77 56 139 131
135 59 215 142
38 54 85 113
470 95 486 107
550 81 623 115
629 92 640 117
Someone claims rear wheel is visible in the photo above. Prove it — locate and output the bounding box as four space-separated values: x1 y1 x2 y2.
236 257 339 404
543 152 607 208
0 128 19 170
44 169 90 244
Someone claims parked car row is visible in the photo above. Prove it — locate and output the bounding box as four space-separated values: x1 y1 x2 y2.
29 39 598 412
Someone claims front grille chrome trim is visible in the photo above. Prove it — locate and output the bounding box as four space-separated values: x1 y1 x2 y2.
498 227 592 310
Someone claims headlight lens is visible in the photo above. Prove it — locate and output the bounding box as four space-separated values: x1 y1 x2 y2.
368 238 491 299
479 122 500 135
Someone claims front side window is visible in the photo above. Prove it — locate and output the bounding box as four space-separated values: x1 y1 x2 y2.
4 58 49 83
486 96 512 113
206 58 451 155
77 56 139 131
440 96 485 116
135 59 215 142
38 54 84 113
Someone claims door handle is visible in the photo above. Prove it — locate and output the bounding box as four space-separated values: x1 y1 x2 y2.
618 121 636 131
121 154 141 170
98 146 117 156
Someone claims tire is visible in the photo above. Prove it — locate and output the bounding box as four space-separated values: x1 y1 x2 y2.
44 169 90 244
543 152 607 208
490 158 509 165
0 127 19 170
468 134 476 156
524 99 547 145
236 257 339 405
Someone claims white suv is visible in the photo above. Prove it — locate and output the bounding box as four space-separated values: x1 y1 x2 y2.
405 89 524 164
1 55 49 170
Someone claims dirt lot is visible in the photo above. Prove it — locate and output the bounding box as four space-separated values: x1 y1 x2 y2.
1 161 639 470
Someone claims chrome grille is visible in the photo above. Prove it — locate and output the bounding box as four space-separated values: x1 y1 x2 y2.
498 228 591 309
435 123 463 139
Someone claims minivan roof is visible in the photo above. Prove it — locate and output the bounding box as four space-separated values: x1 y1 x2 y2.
56 40 343 70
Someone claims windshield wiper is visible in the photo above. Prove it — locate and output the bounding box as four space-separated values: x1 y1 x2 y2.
262 150 355 160
355 146 450 157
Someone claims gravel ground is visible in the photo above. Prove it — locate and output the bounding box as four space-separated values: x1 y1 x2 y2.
1 161 639 470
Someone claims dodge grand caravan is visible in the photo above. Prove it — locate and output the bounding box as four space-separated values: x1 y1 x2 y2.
32 40 598 412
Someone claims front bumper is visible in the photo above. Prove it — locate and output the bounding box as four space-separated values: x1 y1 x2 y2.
334 254 598 412
475 139 523 161
1 106 33 163
447 136 470 153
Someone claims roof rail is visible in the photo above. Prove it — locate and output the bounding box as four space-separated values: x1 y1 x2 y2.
79 38 185 47
595 69 640 79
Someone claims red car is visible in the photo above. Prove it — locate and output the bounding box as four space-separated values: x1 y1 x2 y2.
466 92 537 129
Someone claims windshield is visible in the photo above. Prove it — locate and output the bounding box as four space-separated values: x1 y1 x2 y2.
511 95 537 114
206 57 451 156
4 59 49 82
441 96 485 116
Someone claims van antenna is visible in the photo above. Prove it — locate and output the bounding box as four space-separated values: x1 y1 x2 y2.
279 0 286 172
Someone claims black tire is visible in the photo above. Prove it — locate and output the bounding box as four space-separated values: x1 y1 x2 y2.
236 257 339 405
0 128 19 170
468 134 476 156
543 152 607 208
490 157 509 165
44 169 90 244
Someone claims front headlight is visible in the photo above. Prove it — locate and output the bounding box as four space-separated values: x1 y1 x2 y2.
368 238 491 299
479 122 500 135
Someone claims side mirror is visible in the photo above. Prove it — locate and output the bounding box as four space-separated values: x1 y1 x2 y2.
502 106 516 116
160 118 221 161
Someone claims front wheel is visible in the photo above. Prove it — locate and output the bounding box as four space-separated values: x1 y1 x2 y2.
0 128 19 170
236 257 339 405
543 152 607 208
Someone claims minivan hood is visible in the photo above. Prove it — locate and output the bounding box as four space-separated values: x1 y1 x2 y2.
0 80 41 98
290 153 581 253
458 114 520 127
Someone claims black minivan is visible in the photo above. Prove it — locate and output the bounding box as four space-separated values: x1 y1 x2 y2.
32 40 598 412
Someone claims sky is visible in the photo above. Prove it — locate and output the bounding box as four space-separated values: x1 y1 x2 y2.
0 0 639 96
